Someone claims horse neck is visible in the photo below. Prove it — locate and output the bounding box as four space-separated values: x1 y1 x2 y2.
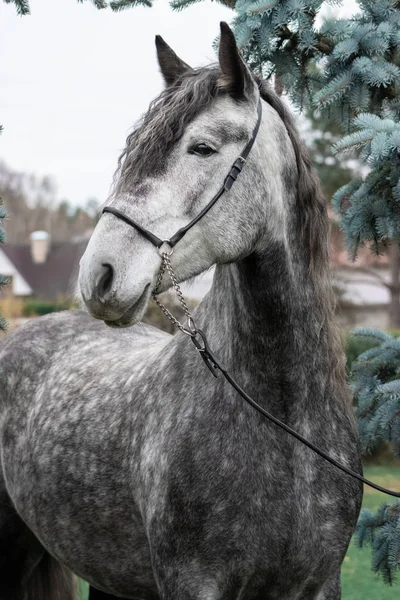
193 239 337 416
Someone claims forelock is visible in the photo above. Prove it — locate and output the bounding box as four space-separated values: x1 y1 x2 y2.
114 67 222 194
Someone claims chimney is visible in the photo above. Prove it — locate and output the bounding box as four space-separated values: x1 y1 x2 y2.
30 231 50 264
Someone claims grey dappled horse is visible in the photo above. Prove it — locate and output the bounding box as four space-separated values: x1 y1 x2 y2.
0 23 362 600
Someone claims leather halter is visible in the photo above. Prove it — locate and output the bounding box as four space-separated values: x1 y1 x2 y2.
102 100 262 248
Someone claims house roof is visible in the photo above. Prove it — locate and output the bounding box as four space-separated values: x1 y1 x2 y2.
2 240 88 300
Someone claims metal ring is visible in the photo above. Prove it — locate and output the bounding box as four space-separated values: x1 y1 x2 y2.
187 316 197 333
158 242 173 257
181 325 197 337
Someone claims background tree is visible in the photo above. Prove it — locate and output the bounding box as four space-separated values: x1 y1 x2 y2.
0 161 99 244
3 0 153 15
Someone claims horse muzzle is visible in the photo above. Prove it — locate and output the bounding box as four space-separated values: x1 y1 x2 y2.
79 253 152 327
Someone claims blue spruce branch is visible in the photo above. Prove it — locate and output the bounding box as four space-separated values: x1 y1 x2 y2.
356 503 400 583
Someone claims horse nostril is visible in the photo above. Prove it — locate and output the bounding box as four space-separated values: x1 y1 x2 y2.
97 263 114 299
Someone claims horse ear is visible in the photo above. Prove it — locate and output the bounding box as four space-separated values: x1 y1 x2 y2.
155 35 193 86
218 22 253 98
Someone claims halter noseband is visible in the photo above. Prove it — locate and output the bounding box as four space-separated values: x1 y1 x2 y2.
102 99 263 249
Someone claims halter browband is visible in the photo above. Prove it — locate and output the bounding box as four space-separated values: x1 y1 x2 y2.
102 99 263 248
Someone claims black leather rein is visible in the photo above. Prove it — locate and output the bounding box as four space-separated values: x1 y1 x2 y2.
101 99 400 499
191 330 400 498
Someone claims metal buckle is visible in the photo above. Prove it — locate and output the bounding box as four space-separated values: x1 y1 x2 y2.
191 329 220 377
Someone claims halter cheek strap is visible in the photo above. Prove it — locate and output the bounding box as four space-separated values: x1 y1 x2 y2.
102 100 263 249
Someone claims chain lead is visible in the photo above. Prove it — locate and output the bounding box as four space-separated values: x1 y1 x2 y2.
152 253 197 336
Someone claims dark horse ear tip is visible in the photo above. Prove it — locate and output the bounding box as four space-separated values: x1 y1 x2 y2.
155 35 171 52
155 34 192 86
220 22 234 36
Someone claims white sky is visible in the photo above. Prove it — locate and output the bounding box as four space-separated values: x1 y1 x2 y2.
0 0 359 208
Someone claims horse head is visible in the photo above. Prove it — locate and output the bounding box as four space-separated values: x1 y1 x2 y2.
79 23 294 327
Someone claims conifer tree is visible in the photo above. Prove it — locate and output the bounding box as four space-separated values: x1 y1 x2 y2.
350 328 400 584
3 0 152 15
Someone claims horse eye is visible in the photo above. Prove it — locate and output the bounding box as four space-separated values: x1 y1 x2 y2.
189 143 216 157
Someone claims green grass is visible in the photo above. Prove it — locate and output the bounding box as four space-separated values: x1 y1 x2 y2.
79 466 400 599
80 580 89 600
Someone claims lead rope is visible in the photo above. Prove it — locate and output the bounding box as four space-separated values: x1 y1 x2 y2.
153 251 400 499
